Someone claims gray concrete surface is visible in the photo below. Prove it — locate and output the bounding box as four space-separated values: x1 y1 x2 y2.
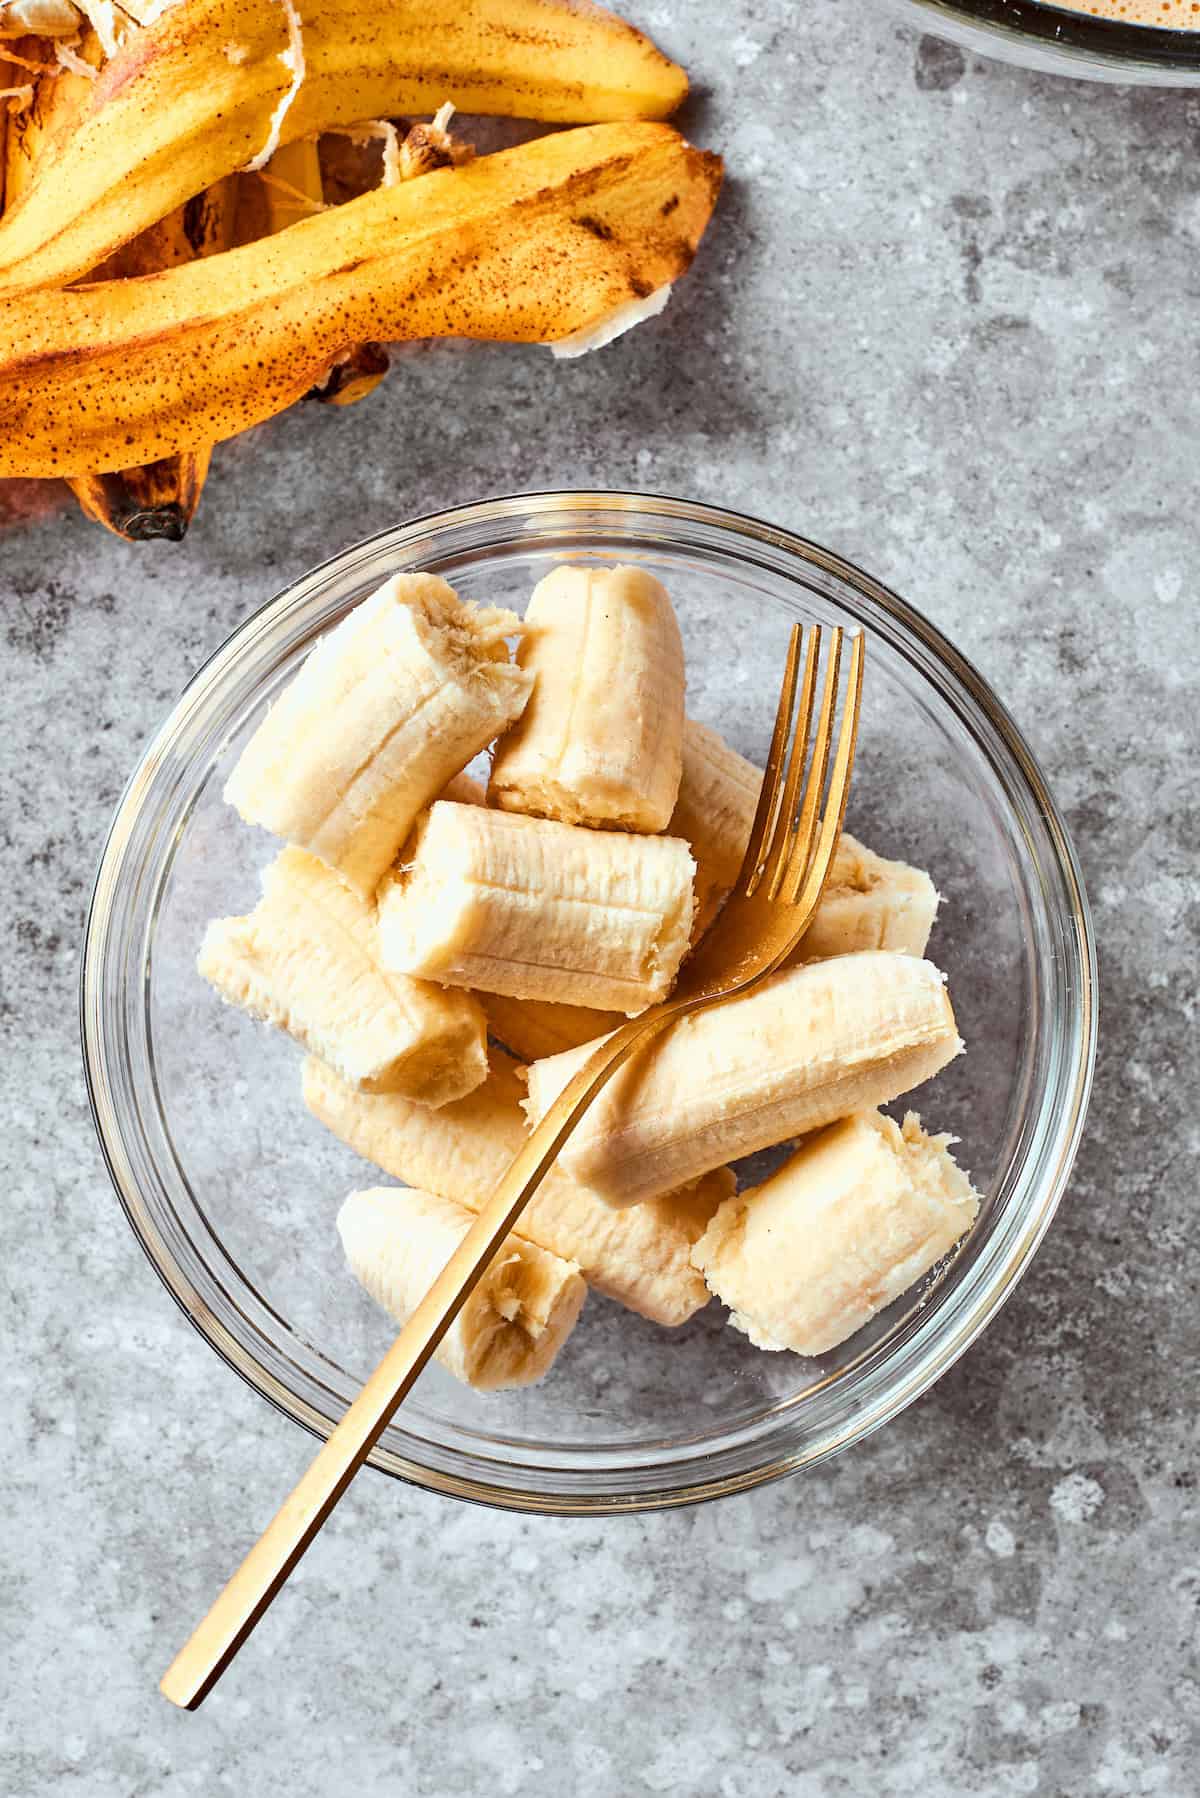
2 2 1196 1791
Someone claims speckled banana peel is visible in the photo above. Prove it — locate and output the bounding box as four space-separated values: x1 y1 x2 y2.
65 163 235 540
224 573 532 900
304 1054 731 1327
0 0 689 294
0 1 80 38
0 122 721 477
197 844 488 1106
522 952 964 1209
3 23 231 537
692 1110 980 1356
338 1186 586 1390
378 801 696 1016
489 564 686 831
260 135 393 409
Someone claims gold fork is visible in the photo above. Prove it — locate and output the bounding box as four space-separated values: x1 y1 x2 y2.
160 620 864 1710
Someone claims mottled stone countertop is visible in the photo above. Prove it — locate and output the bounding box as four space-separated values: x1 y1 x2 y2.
3 2 1195 1792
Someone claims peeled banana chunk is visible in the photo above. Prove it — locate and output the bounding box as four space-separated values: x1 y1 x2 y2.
197 844 488 1106
338 1186 586 1390
489 564 685 832
478 990 623 1065
523 951 963 1209
692 1110 980 1356
377 800 696 1015
305 1054 729 1326
671 718 939 955
223 572 532 899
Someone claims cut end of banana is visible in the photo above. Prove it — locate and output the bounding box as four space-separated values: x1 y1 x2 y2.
547 284 672 359
693 1110 980 1357
222 572 532 899
338 1186 586 1390
489 564 686 833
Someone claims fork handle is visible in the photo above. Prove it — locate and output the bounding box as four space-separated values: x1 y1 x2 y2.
159 1010 675 1711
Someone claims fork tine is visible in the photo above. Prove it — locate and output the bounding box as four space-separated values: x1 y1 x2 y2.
738 623 803 898
760 626 822 901
780 628 864 908
769 627 842 902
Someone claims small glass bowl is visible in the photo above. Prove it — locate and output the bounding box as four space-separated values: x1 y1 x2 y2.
886 0 1200 83
82 493 1096 1515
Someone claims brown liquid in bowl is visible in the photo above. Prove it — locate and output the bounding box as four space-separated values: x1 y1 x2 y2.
1047 0 1199 23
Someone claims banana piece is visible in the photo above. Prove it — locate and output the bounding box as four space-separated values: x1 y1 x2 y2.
523 952 963 1209
0 0 689 294
669 718 761 936
224 573 532 899
477 731 939 1063
338 1185 586 1390
479 991 621 1065
802 834 940 962
692 1110 980 1356
377 801 695 1015
198 844 488 1104
672 718 939 953
0 122 722 477
489 565 685 831
304 1054 730 1326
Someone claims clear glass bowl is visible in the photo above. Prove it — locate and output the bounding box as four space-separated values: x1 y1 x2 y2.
886 0 1200 82
81 493 1096 1515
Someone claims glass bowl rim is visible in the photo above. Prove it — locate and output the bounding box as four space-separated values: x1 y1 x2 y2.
81 489 1098 1515
886 0 1200 81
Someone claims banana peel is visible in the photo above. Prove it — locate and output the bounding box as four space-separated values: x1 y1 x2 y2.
67 446 214 540
0 121 722 478
262 133 389 409
0 0 689 293
0 1 81 35
69 168 234 539
3 24 233 536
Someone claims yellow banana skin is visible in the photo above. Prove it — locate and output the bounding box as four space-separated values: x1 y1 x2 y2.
5 26 232 536
67 178 234 538
0 122 722 477
0 0 689 293
262 134 390 409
